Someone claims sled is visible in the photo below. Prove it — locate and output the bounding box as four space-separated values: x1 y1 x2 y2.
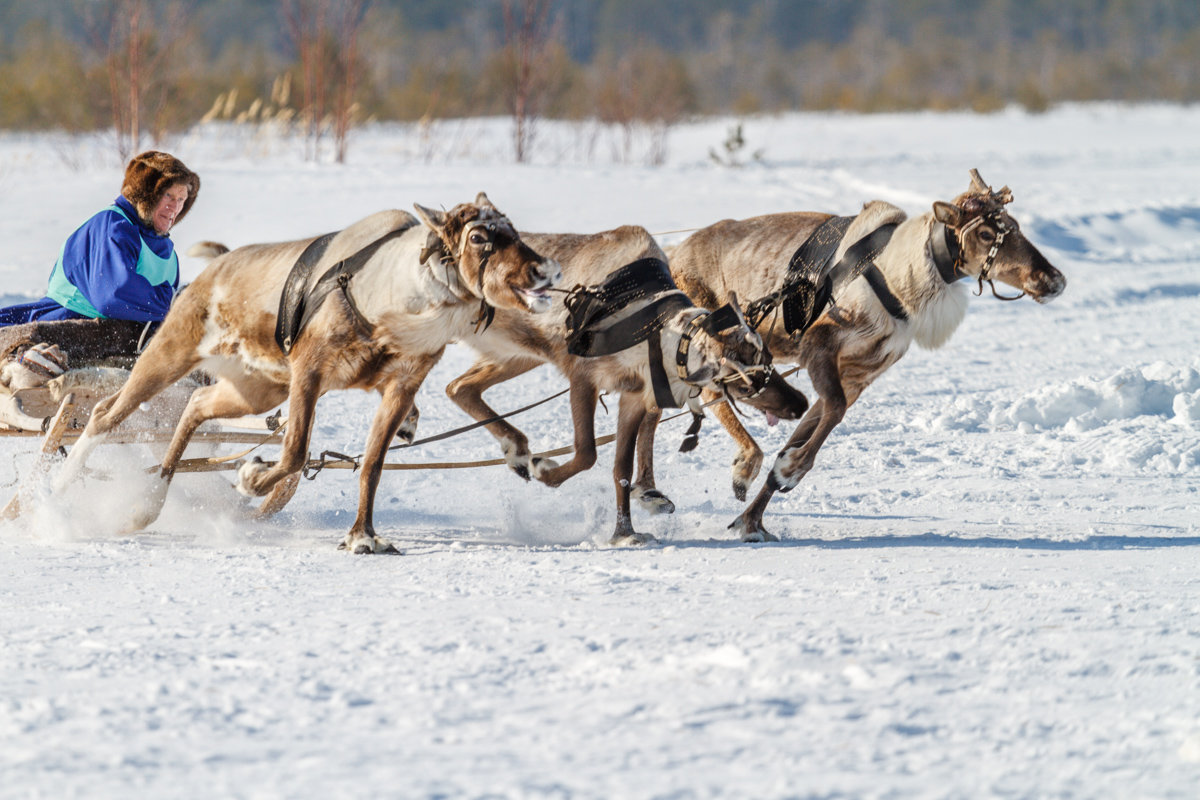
0 318 298 520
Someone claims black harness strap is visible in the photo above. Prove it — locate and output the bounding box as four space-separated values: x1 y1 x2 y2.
826 221 904 320
565 257 691 358
276 232 336 354
647 329 678 410
275 224 415 355
861 264 907 320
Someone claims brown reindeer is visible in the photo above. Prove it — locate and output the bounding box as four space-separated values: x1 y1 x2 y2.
445 225 810 545
650 170 1066 541
51 194 561 554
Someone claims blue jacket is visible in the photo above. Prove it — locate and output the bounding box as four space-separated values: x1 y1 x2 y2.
0 196 179 326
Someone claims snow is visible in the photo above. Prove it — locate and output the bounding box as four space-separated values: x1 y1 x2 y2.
2 105 1200 798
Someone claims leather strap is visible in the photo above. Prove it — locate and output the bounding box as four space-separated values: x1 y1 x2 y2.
275 224 414 355
275 232 337 354
565 257 690 358
930 221 966 284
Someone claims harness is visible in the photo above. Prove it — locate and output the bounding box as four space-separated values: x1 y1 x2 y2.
565 257 771 451
275 221 417 355
743 210 998 337
744 215 903 336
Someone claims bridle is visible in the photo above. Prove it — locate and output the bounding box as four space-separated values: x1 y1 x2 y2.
427 214 517 332
938 174 1030 303
665 304 774 451
674 306 774 400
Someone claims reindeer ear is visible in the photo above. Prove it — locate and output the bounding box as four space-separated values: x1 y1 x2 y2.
725 291 749 323
933 201 963 228
414 203 447 233
683 364 717 385
474 192 497 212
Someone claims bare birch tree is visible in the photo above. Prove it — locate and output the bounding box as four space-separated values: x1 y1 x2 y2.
282 0 369 163
86 0 191 162
502 0 559 163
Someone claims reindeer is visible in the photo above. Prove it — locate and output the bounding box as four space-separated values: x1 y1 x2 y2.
50 194 561 554
650 170 1066 541
445 225 810 546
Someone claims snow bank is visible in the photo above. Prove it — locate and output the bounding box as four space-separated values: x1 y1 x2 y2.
917 361 1200 474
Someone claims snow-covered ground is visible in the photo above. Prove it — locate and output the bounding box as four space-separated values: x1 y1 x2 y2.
2 105 1199 798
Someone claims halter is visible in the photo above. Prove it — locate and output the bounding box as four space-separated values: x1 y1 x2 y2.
674 307 774 400
425 214 516 332
661 306 775 451
949 208 1025 302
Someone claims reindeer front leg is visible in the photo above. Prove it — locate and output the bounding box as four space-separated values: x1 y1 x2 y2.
730 350 848 542
706 390 764 501
446 356 545 480
630 409 675 514
534 379 598 488
611 393 655 546
343 359 441 554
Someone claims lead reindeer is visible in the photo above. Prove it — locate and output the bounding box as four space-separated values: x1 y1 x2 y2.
655 170 1066 541
50 194 561 554
445 225 810 545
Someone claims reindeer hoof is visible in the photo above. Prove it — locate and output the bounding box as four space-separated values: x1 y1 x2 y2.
531 456 559 482
117 478 171 534
727 514 778 543
632 487 675 515
609 531 658 547
234 456 270 498
395 406 420 444
731 449 763 502
339 533 401 555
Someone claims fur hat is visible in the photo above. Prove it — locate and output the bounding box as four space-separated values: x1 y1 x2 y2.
120 150 200 230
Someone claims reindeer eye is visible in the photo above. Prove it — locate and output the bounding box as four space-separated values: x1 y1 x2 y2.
469 232 488 245
978 228 996 244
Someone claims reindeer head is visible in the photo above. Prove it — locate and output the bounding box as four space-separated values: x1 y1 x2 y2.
673 294 809 422
414 192 562 315
932 169 1066 303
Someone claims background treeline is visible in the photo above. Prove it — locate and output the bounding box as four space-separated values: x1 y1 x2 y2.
3 0 1199 135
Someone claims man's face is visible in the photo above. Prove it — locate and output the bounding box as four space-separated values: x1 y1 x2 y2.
152 183 189 234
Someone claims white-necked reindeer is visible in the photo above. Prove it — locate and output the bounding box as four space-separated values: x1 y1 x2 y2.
651 170 1066 541
50 194 561 554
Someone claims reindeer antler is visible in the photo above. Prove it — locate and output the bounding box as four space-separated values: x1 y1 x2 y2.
968 168 1014 205
969 168 989 193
